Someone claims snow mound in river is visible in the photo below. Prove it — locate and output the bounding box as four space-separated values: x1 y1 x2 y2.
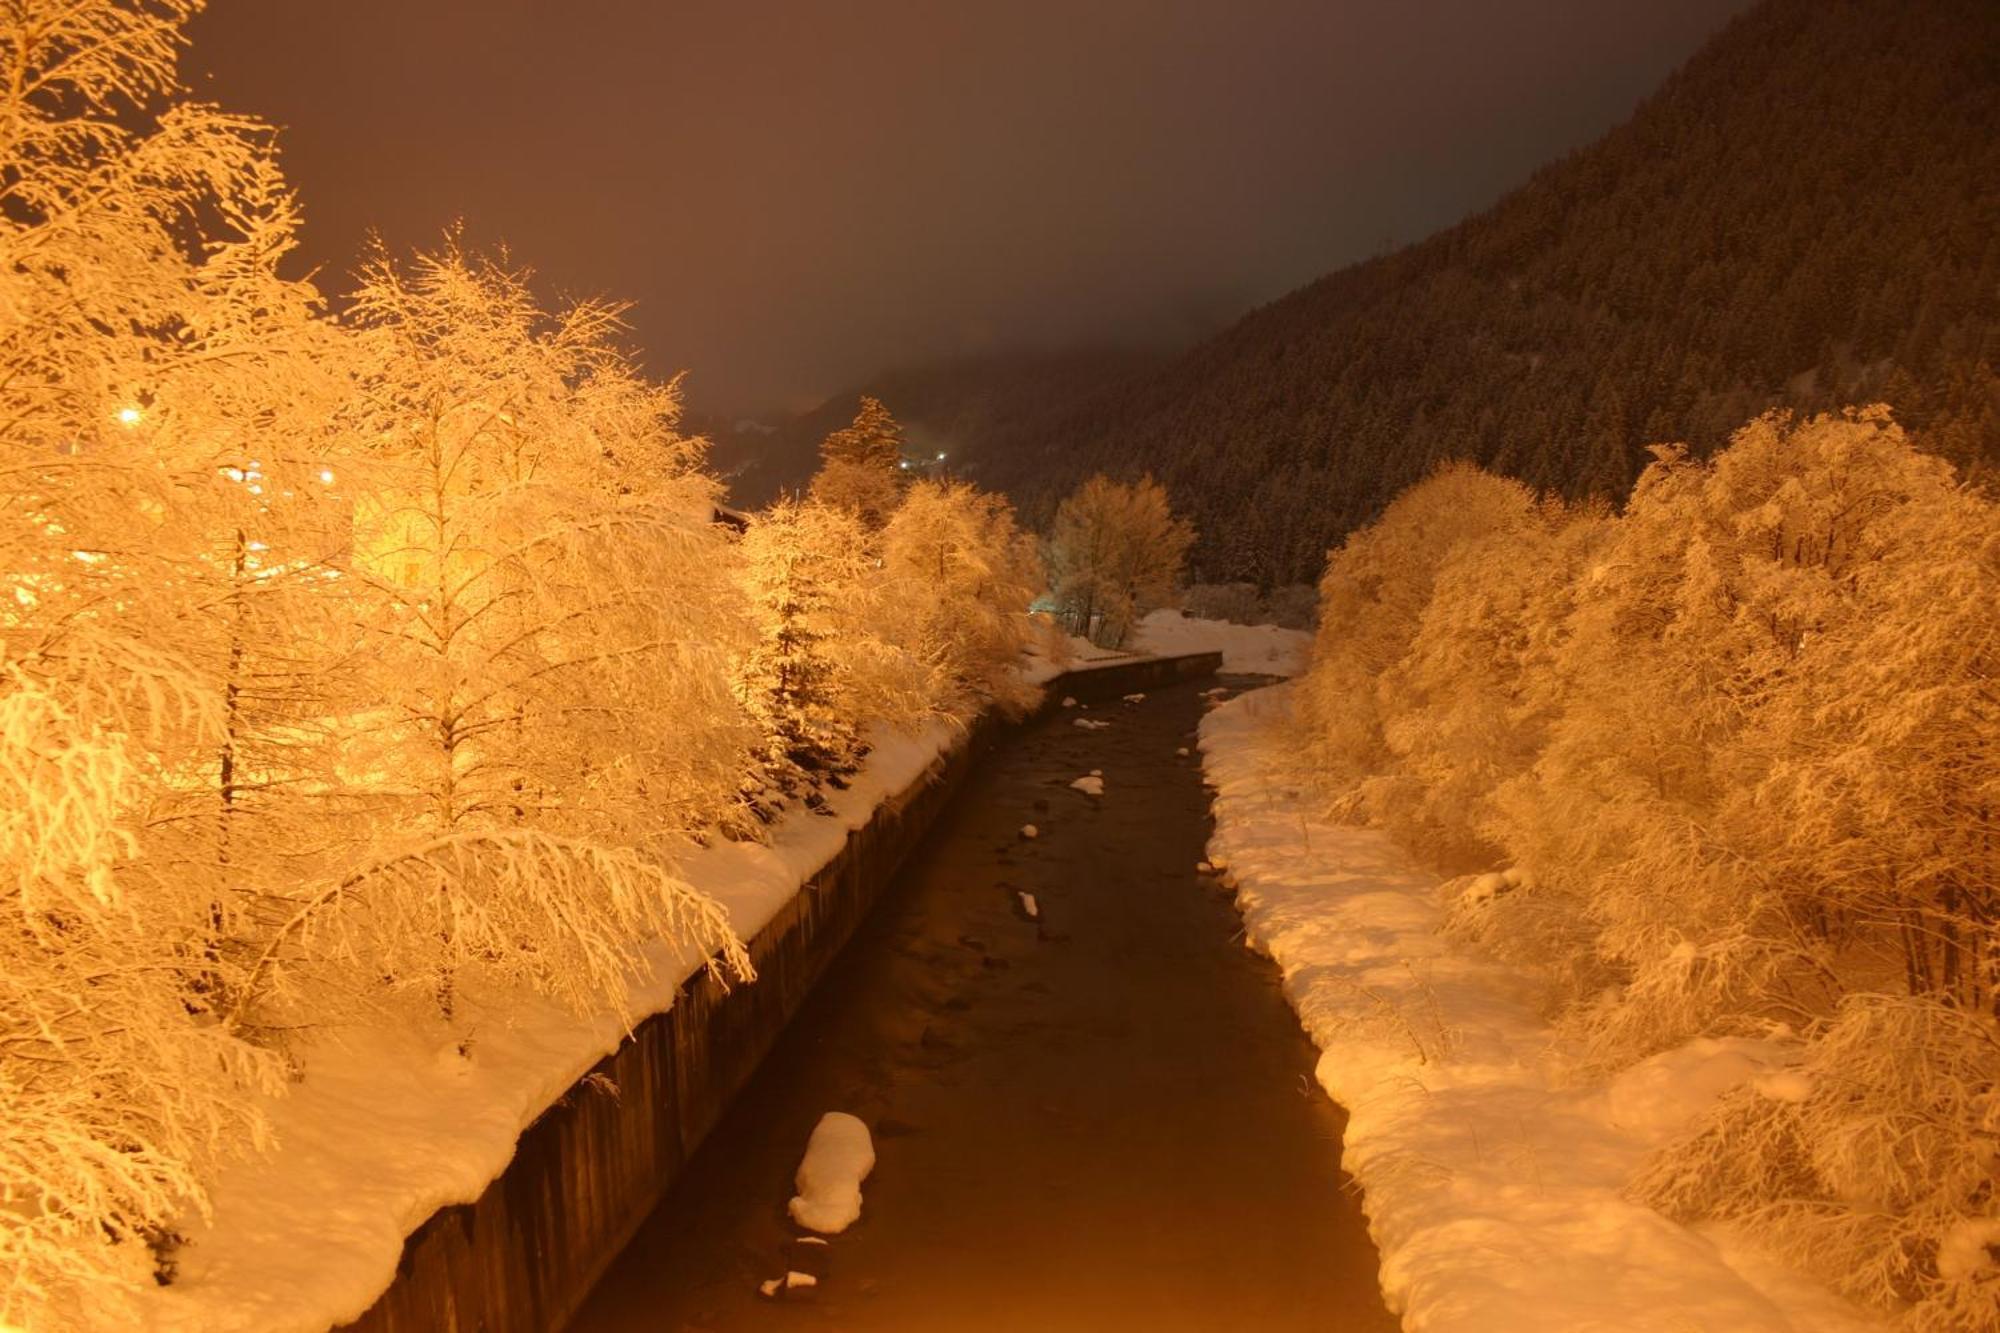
789 1112 876 1234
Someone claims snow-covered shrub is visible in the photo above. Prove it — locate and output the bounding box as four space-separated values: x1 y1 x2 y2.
1298 462 1541 819
1491 410 1975 1066
1043 474 1193 648
1372 496 1602 870
1302 408 2000 1327
1635 996 2000 1333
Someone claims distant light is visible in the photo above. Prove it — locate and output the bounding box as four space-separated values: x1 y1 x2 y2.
319 469 336 485
116 406 142 427
899 460 910 469
935 452 946 461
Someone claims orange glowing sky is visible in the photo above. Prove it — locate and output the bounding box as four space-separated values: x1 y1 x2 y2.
191 0 1750 416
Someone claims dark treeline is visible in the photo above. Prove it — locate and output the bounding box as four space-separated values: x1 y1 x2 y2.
704 347 1161 508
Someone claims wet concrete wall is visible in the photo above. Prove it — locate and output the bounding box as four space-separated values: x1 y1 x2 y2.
339 652 1220 1333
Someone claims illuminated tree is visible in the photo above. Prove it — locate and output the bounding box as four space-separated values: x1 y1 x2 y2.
1300 409 2000 1329
0 0 322 1316
323 237 754 1021
1297 462 1541 807
1043 474 1192 647
736 498 874 802
808 395 907 527
1375 494 1605 870
879 479 1042 714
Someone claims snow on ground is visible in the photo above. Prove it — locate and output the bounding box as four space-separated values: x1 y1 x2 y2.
1199 684 1880 1333
1021 621 1134 685
788 1111 877 1234
132 722 956 1333
1131 609 1311 676
1069 773 1105 797
1025 609 1310 681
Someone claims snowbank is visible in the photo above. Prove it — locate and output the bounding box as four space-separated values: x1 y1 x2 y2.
787 1112 876 1234
133 723 956 1333
1020 623 1135 685
1198 684 1877 1333
1132 609 1310 675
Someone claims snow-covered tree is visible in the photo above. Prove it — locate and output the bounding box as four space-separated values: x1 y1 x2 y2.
1374 495 1605 870
735 498 875 801
1297 463 1541 810
1 5 1074 1321
1043 474 1192 648
0 0 341 1314
808 395 907 527
1477 410 1969 1068
318 236 754 1021
878 480 1043 715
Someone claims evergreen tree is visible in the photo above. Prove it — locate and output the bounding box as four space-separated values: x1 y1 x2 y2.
808 395 908 526
736 499 871 802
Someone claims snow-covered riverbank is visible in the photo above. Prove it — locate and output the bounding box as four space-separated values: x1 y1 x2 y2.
1198 683 1878 1333
1132 608 1310 674
130 644 1240 1333
131 724 956 1333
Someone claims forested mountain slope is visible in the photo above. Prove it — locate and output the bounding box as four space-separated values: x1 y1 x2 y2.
975 0 1998 583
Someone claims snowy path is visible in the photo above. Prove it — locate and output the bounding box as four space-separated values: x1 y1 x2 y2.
573 677 1394 1331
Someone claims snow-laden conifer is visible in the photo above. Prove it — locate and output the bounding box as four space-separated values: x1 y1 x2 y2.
735 498 877 800
807 395 907 528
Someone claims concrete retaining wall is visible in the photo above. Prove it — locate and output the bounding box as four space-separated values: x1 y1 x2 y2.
340 653 1220 1333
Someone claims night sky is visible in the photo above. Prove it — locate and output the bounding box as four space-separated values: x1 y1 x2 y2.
189 0 1751 416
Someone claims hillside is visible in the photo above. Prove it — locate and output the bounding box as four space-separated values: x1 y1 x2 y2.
968 0 1999 583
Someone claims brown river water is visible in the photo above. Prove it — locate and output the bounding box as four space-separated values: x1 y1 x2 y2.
571 676 1394 1332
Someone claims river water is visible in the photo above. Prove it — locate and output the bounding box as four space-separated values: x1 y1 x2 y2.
573 676 1394 1331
